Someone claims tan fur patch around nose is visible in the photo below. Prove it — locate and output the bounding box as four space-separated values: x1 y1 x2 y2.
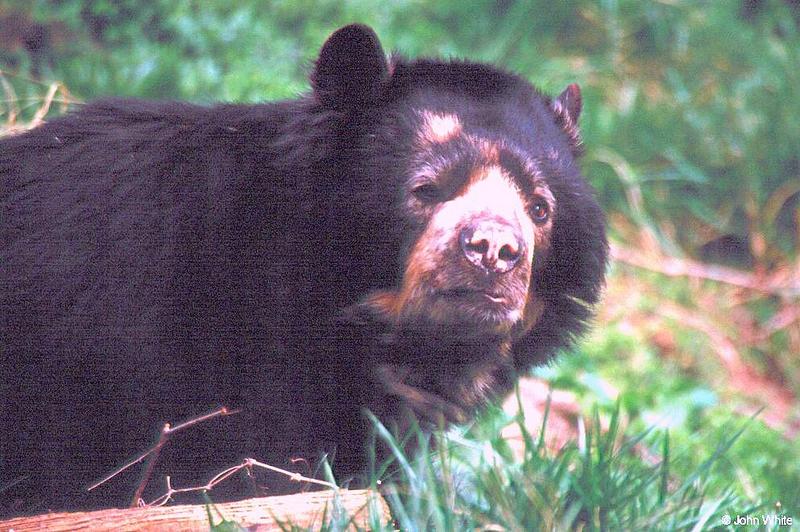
461 166 536 265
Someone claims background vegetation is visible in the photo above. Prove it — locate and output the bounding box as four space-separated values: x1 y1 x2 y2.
2 0 798 528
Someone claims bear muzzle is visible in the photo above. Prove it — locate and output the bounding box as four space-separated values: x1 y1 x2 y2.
459 217 524 275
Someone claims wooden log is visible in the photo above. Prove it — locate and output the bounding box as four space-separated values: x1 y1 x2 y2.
0 489 389 531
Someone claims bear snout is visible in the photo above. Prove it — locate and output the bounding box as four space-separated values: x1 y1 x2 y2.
459 218 524 274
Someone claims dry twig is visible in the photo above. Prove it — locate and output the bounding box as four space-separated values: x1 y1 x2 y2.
86 406 237 507
143 458 339 508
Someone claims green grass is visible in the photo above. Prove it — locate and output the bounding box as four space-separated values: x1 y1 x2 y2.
264 399 776 531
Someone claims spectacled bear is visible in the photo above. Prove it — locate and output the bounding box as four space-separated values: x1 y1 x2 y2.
0 24 607 513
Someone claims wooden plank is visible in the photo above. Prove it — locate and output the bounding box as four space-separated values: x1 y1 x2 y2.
0 489 389 531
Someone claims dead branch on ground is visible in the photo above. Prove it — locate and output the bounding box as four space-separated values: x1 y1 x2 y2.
0 488 388 532
87 406 237 507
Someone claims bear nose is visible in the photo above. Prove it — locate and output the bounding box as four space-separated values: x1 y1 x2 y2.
459 220 523 274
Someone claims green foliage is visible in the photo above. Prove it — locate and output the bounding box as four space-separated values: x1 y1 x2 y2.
360 403 752 531
539 324 800 521
574 1 800 264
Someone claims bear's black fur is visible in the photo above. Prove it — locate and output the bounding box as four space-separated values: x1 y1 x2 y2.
0 24 607 513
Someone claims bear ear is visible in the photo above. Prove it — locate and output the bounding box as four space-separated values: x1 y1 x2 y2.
312 24 388 110
551 83 583 154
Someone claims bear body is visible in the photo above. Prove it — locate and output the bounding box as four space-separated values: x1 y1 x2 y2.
0 25 606 513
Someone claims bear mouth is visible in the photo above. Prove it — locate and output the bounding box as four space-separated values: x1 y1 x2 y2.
437 287 507 305
425 281 531 335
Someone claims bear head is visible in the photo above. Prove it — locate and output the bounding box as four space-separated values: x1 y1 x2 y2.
311 25 608 422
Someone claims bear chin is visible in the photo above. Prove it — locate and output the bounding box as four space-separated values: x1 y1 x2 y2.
422 291 523 335
358 284 528 339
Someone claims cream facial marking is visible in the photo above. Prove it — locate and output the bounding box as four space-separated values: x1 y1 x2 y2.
398 165 536 324
456 165 536 266
409 165 537 274
418 111 462 144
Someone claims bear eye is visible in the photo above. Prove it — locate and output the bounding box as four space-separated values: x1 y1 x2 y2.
531 198 550 224
411 183 442 203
